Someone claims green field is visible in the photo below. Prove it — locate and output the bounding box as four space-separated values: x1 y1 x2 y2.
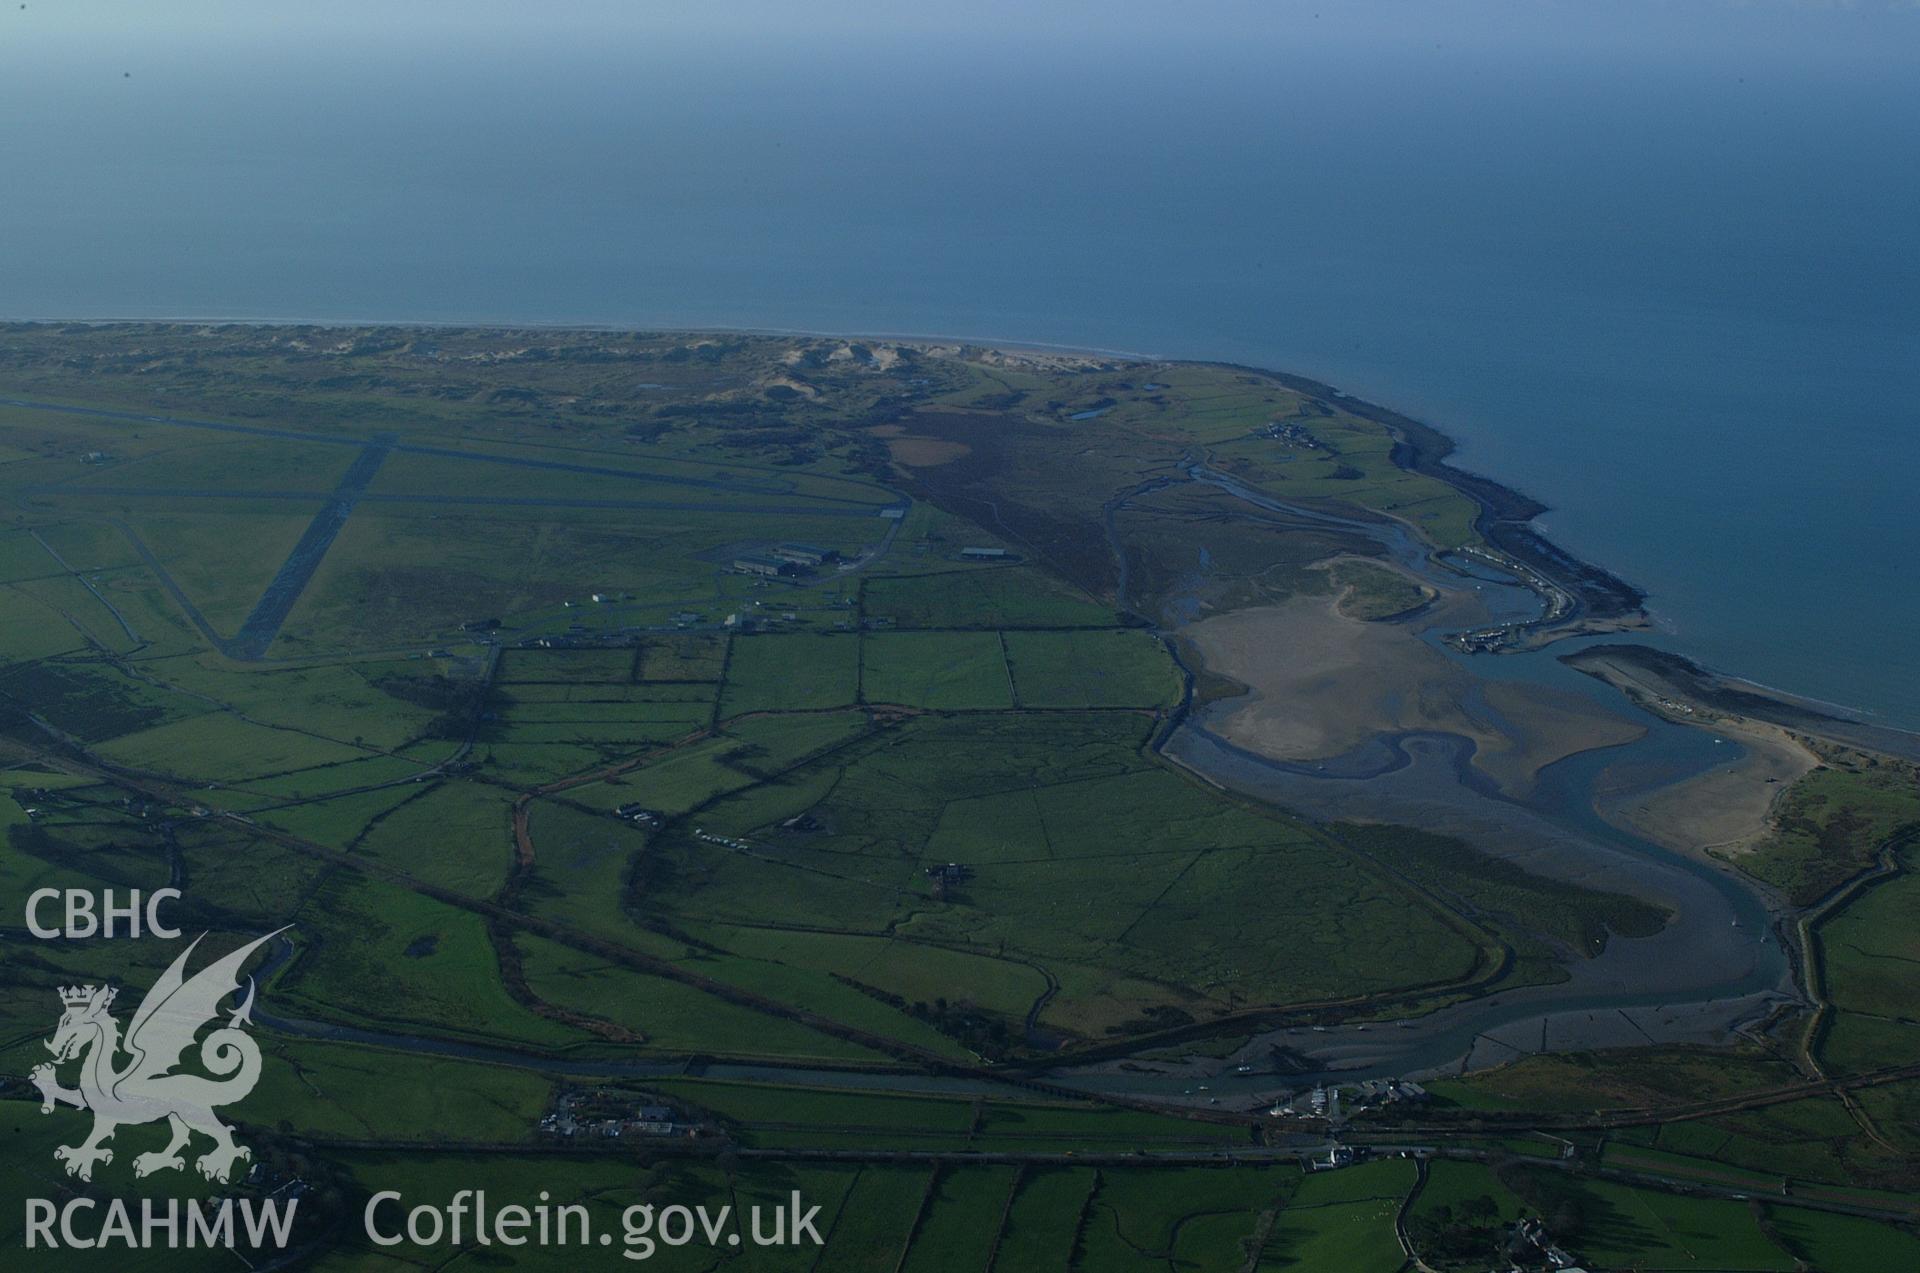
0 326 1910 1272
514 934 888 1064
1767 1206 1920 1273
1259 1196 1405 1271
721 632 860 714
1324 557 1433 620
1003 629 1181 708
1814 845 1920 1072
1736 759 1920 903
862 568 1116 628
861 630 1014 709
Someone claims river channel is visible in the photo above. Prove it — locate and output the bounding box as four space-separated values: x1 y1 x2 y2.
1051 468 1798 1105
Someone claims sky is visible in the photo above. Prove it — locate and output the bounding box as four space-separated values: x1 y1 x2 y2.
6 0 1920 59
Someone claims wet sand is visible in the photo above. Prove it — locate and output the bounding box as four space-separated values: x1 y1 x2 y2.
1167 726 1695 911
1597 718 1816 860
1181 592 1643 798
1566 646 1850 862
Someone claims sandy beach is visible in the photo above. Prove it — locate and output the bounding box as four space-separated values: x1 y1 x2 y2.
1568 648 1824 861
1596 716 1817 860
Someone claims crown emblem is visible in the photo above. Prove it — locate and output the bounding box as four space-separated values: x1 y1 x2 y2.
59 985 111 1008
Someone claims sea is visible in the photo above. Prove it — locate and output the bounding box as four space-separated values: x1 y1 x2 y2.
3 2 1915 726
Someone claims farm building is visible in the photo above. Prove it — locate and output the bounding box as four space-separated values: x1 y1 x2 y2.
733 554 796 577
771 542 837 567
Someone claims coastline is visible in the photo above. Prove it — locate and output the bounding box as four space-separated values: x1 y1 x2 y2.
1188 357 1649 629
9 318 1899 1089
3 317 1644 627
14 315 1902 744
16 318 1913 801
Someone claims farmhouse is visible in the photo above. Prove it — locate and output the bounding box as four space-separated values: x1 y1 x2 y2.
925 861 972 900
960 546 1009 560
1307 1144 1355 1171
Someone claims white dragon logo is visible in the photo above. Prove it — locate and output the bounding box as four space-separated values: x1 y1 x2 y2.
29 928 286 1184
